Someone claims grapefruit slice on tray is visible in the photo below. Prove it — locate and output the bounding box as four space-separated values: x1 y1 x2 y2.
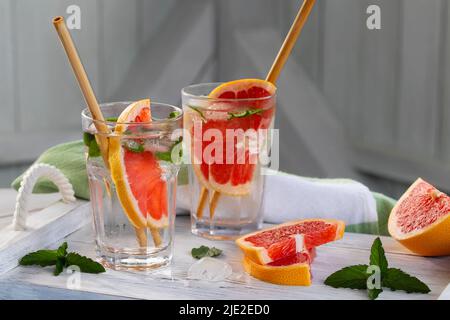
236 219 345 265
388 178 450 256
190 79 277 196
109 99 168 229
243 251 312 286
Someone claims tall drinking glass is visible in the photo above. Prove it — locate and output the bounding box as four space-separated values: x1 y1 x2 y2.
182 83 276 240
82 102 182 270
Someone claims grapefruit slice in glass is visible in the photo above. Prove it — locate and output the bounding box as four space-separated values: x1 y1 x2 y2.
388 178 450 256
236 219 345 265
190 79 276 196
109 99 168 229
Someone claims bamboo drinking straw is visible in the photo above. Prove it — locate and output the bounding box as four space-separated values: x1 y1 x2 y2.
52 17 160 247
198 0 317 220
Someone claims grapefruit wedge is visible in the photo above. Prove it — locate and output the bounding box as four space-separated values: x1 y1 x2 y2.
109 99 168 229
388 178 450 256
190 79 276 196
236 219 345 265
243 251 312 286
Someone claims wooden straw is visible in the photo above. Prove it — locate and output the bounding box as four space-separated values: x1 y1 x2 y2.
52 17 157 247
52 17 110 168
266 0 316 84
200 0 317 219
196 188 209 220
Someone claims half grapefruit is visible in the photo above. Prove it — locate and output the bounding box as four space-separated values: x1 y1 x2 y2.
236 219 345 265
190 79 276 196
109 99 168 229
388 178 450 256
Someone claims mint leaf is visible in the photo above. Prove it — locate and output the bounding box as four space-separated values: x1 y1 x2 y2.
370 237 388 276
155 151 172 162
83 132 94 147
156 138 183 163
383 268 430 294
88 139 101 157
123 140 145 153
191 246 210 259
105 117 118 122
57 242 68 257
83 133 101 158
188 106 206 121
66 253 106 274
228 109 263 120
54 257 65 276
20 243 106 276
368 288 383 300
325 238 430 300
168 111 181 119
191 246 223 259
324 265 369 289
19 250 58 267
207 247 222 258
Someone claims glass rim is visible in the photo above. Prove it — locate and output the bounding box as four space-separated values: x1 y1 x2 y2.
181 82 277 103
81 101 183 125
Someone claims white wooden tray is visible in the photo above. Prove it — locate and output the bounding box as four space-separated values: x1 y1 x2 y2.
0 190 90 275
1 213 449 300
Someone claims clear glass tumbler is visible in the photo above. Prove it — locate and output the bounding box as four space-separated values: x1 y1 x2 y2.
182 83 277 240
81 102 182 270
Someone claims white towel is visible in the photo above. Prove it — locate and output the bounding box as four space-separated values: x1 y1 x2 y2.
176 171 378 226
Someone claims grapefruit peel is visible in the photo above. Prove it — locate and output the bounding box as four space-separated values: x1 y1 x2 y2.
109 99 169 230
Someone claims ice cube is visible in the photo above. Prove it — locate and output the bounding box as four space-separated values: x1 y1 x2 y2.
188 257 233 282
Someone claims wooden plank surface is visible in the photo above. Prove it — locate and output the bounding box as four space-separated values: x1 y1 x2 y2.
0 190 90 275
321 0 365 138
0 205 448 300
0 0 15 134
110 0 215 106
15 0 100 133
397 0 443 157
359 0 401 149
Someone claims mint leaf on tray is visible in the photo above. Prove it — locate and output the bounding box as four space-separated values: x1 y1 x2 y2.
19 250 59 267
66 253 106 274
383 268 430 294
191 245 223 259
324 265 369 290
369 237 388 277
324 237 430 300
19 242 105 276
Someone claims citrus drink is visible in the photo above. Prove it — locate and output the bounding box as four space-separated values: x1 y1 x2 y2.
82 101 182 270
182 81 277 240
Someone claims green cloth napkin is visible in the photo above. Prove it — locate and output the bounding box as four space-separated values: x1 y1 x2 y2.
11 141 397 236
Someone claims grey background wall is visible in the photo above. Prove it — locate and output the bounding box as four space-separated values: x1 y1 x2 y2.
1 0 449 199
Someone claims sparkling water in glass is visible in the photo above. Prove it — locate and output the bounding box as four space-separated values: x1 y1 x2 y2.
82 102 182 270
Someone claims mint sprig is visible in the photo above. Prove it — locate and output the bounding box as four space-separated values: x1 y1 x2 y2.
187 106 206 121
83 132 101 158
156 137 183 163
228 109 263 120
191 245 223 259
19 242 105 276
168 111 181 119
324 237 430 300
